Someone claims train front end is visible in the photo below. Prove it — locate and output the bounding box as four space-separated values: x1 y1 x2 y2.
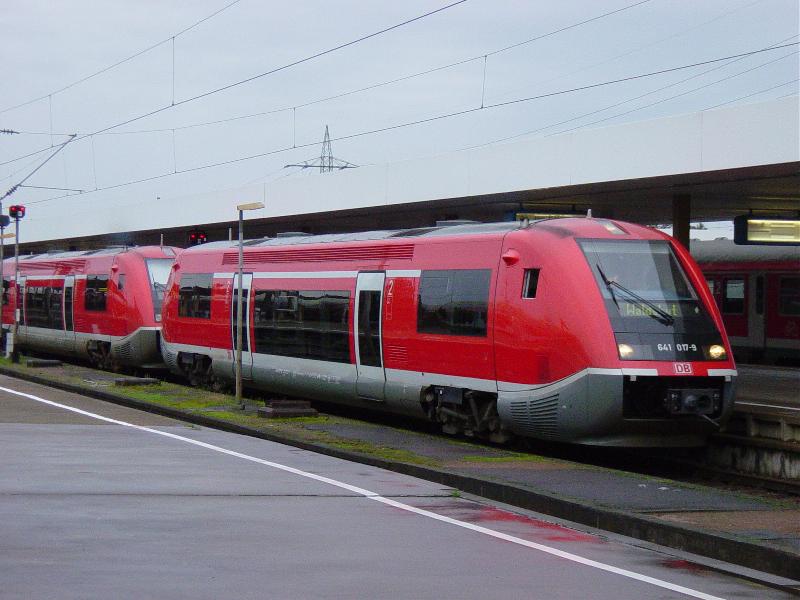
497 220 736 446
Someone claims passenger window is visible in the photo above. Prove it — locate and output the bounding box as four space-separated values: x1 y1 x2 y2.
178 273 213 319
779 277 800 316
253 289 351 363
721 278 745 314
85 276 109 311
523 269 540 299
705 278 715 296
418 269 490 336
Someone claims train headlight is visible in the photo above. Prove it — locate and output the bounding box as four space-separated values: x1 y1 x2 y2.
708 344 726 360
618 343 635 359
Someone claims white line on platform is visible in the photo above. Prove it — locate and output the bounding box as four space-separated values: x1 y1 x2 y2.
737 401 800 412
0 384 724 600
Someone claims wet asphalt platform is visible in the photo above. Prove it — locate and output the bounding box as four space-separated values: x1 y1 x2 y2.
1 366 799 597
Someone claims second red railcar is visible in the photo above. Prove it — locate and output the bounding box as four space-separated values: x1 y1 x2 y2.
2 246 178 368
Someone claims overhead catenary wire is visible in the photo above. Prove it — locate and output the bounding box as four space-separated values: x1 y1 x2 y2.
466 34 798 149
0 0 470 168
4 0 658 143
0 0 247 116
24 42 799 208
0 135 76 202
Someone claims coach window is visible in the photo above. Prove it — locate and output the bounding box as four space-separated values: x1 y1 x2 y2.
84 276 109 311
2 278 10 306
721 278 745 314
24 286 63 330
523 269 540 299
253 290 350 362
178 274 213 319
705 278 715 297
418 269 491 336
779 277 800 316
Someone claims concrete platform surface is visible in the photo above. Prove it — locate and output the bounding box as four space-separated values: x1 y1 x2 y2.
1 376 798 599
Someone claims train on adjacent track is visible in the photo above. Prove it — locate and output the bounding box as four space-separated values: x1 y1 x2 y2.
2 219 740 446
692 240 800 364
1 246 177 369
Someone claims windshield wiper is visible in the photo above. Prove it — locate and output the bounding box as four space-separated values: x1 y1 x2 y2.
596 264 675 326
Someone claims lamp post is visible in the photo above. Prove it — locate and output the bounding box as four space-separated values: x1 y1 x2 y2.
8 205 25 363
0 210 8 348
235 202 264 409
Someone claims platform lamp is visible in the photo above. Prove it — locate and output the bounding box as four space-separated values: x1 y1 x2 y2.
235 202 265 409
8 204 25 363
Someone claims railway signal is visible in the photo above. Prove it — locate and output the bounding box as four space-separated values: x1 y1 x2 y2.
188 229 207 245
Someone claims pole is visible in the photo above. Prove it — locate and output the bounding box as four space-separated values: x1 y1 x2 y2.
0 205 4 351
11 217 19 363
235 209 244 408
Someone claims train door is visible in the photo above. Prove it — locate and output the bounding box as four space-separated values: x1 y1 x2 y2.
63 276 76 351
17 276 26 338
355 272 385 401
231 273 253 379
750 273 766 353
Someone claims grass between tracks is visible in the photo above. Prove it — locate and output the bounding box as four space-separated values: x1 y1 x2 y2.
0 355 449 467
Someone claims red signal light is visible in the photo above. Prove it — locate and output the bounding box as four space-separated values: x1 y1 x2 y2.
9 205 25 219
188 229 207 245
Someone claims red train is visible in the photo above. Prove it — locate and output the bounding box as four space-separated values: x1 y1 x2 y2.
693 240 800 364
159 219 737 446
2 246 178 369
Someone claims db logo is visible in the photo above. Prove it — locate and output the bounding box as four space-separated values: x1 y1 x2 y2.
673 363 693 375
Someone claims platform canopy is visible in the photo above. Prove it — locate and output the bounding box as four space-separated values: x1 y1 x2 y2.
21 96 800 252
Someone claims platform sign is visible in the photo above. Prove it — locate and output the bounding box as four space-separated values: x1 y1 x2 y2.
734 215 800 246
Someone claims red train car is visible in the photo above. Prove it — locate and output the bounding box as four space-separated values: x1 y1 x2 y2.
693 240 800 363
1 246 178 368
161 219 736 447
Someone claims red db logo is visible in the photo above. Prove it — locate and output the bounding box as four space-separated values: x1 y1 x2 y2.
673 363 693 375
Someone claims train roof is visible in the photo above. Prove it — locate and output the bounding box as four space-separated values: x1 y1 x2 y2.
690 239 800 264
15 246 178 262
187 220 568 253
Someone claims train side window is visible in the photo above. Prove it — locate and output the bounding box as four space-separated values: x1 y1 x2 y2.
178 273 212 319
779 277 800 316
1 278 9 306
418 269 491 336
523 269 540 299
85 276 109 311
24 286 63 329
721 278 745 314
253 289 351 363
705 278 715 296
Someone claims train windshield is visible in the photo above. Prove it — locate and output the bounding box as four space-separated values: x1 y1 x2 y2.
579 239 723 360
145 258 173 321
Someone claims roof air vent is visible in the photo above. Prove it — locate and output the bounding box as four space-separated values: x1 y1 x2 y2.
434 219 479 227
276 231 312 238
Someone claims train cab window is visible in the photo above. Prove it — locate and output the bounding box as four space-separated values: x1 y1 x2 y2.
84 276 109 311
721 278 745 314
178 273 213 319
523 269 540 299
117 274 126 291
418 269 491 336
779 277 800 316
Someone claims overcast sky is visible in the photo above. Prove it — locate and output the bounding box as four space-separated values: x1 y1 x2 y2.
1 0 797 240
